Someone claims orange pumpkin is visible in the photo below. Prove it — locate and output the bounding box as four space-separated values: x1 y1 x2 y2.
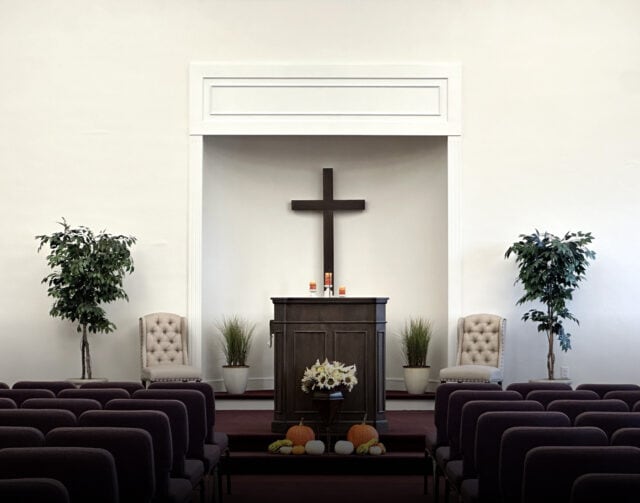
347 416 378 447
286 418 315 446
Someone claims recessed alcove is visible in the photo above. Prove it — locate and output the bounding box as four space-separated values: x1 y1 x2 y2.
188 63 462 390
202 135 448 389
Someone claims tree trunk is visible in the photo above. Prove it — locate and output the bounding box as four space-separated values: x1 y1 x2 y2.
546 303 555 380
81 325 92 380
546 331 555 380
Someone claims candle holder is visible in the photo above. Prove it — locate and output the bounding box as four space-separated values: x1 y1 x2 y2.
323 272 333 297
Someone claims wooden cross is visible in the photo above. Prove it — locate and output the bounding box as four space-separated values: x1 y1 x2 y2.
291 168 365 287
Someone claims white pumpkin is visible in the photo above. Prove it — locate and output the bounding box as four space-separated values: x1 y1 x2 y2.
334 440 354 455
368 445 383 456
279 446 293 455
305 440 325 455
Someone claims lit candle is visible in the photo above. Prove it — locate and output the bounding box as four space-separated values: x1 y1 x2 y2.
324 272 332 286
339 286 346 296
309 281 317 290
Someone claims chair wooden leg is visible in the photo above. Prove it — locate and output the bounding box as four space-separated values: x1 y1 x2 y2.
215 468 223 502
424 450 431 495
423 468 429 494
444 477 451 503
224 449 231 495
199 478 206 503
212 467 221 503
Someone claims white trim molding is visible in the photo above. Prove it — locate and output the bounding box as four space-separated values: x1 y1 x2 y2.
188 62 462 372
187 135 204 371
447 135 463 365
190 63 461 136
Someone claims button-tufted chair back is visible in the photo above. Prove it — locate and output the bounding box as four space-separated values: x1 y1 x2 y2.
439 313 505 384
139 312 202 386
456 314 504 368
141 313 190 367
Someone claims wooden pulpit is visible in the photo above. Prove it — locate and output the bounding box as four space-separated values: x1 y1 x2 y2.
270 297 388 434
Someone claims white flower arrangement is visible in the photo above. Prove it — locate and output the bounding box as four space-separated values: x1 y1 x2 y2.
301 358 358 393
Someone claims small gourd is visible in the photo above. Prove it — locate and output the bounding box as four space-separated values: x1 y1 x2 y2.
347 414 378 448
334 440 354 455
356 438 379 455
279 446 293 455
305 440 325 455
291 445 306 455
286 418 316 446
267 438 293 453
369 445 383 456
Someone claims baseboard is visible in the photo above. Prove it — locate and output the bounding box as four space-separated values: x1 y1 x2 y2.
204 378 438 400
204 377 274 393
206 376 438 396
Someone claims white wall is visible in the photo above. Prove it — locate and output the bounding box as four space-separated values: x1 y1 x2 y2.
1 1 639 386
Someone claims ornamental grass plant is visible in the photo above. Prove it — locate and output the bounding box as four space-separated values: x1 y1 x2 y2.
400 317 432 368
217 315 254 367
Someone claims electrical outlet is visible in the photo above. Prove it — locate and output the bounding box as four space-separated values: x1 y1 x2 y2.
560 366 569 379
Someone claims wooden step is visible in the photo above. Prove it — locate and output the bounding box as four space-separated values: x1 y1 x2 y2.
227 451 429 476
229 431 426 453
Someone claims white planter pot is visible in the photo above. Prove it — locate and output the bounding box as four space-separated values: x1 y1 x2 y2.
222 366 250 395
403 366 431 394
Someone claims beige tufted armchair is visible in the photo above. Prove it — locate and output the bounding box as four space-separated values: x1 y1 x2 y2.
140 312 202 387
439 313 505 384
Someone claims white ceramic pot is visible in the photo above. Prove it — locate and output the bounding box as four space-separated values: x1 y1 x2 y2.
222 366 250 394
403 366 431 394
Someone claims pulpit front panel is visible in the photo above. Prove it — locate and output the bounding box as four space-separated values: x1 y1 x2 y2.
271 297 388 434
333 329 368 415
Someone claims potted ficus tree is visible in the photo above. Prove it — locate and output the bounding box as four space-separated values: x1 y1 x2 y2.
217 315 255 394
505 230 595 380
400 317 433 394
36 219 136 380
